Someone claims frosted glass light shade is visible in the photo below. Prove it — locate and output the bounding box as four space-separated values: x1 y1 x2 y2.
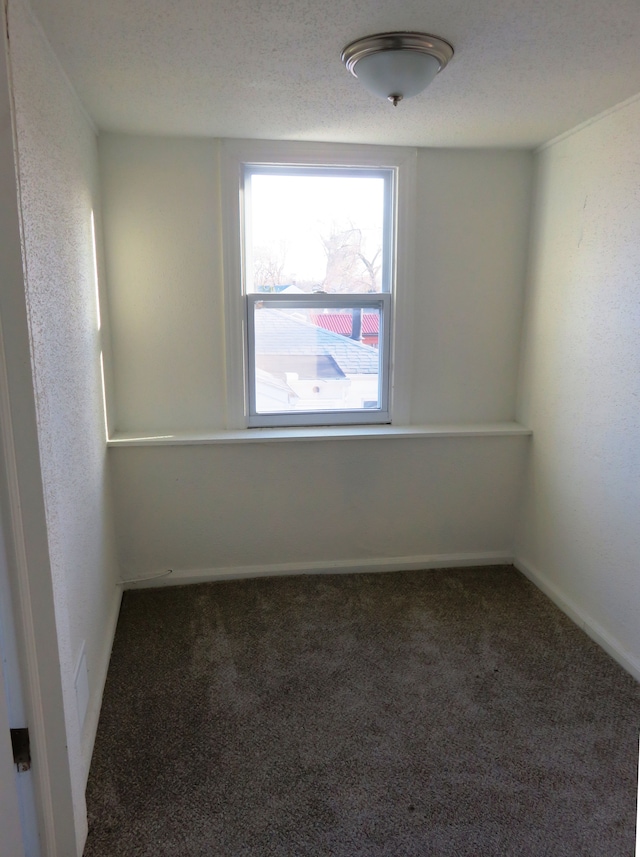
341 32 453 105
354 51 441 101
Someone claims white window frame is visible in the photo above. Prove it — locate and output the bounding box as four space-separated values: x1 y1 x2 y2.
221 140 417 430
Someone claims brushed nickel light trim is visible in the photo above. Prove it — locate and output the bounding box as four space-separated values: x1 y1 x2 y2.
341 32 454 105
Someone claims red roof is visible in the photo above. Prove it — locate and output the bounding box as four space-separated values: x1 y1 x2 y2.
310 313 379 336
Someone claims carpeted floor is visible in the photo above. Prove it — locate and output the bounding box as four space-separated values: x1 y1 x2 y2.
84 566 640 856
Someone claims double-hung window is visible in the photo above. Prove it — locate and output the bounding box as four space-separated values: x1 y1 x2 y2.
222 142 415 429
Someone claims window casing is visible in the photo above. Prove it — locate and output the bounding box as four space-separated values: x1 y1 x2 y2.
221 141 417 430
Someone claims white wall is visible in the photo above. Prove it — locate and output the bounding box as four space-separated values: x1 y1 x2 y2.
8 0 121 850
111 436 527 580
100 135 533 432
515 96 640 675
99 134 225 432
100 135 532 580
412 149 532 423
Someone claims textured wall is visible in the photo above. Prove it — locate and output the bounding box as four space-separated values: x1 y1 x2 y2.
8 0 121 848
516 97 640 670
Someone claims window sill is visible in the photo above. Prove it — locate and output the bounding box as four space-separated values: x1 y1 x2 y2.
107 422 532 447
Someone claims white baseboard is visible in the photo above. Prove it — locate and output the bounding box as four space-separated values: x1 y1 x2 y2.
122 551 514 590
514 557 640 683
80 582 123 786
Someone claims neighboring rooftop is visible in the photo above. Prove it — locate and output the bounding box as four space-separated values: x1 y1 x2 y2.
310 312 379 338
254 308 379 375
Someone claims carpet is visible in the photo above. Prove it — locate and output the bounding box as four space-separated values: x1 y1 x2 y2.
84 566 640 856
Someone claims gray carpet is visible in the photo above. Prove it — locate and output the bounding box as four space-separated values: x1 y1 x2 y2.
84 567 640 856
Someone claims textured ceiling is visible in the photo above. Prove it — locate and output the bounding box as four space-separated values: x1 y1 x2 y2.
27 0 640 147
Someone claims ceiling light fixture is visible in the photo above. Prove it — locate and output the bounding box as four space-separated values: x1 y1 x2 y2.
341 32 454 107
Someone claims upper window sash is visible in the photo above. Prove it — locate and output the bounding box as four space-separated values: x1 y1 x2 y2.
241 165 395 296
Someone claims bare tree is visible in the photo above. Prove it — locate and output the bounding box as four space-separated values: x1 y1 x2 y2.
320 224 382 293
357 247 381 292
253 241 289 291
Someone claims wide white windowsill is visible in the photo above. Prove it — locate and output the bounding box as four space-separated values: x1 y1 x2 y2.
107 422 532 447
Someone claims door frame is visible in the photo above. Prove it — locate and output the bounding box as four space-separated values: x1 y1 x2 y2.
0 3 80 854
0 650 25 856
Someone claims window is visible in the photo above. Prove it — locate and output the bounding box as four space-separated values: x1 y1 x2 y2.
222 142 416 430
245 166 392 426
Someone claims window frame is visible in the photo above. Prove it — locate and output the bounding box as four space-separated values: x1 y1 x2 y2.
221 140 417 430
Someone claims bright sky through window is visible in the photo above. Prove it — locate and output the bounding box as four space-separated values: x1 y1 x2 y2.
247 173 385 292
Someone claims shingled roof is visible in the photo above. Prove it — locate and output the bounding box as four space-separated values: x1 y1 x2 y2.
254 308 379 375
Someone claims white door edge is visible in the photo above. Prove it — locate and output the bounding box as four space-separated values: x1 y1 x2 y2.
0 640 27 856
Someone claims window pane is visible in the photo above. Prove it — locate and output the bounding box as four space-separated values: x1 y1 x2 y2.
246 172 387 295
252 304 382 414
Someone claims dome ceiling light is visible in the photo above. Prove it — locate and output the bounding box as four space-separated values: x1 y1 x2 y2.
341 32 454 107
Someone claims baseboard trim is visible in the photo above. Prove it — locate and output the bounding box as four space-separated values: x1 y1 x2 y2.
80 582 123 786
514 557 640 683
122 551 514 590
